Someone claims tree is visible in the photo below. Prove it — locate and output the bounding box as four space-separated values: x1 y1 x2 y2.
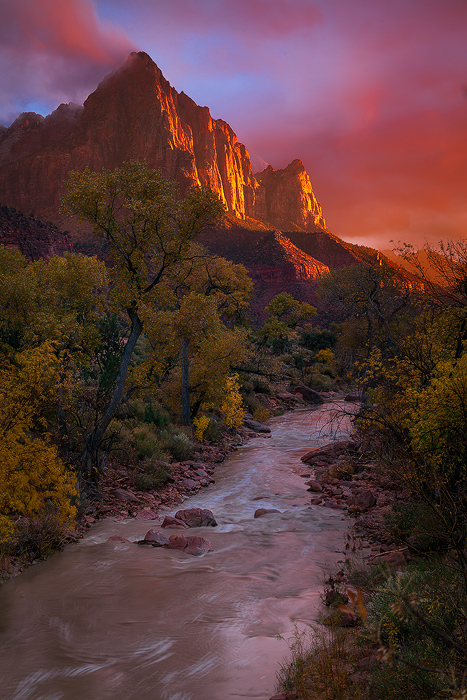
260 292 316 354
0 344 77 547
141 250 252 425
62 161 225 482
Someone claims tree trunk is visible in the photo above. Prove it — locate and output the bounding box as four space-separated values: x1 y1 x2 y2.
181 336 191 429
81 307 143 484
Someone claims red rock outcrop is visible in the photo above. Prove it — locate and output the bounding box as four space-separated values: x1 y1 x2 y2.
248 230 329 284
0 205 72 259
254 160 327 232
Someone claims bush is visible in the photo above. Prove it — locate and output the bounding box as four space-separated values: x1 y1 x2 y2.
133 461 173 491
367 559 467 700
305 367 333 391
300 329 337 351
276 625 367 700
385 501 448 552
13 514 73 560
161 430 195 461
252 376 273 394
252 405 270 423
133 424 160 459
143 403 170 428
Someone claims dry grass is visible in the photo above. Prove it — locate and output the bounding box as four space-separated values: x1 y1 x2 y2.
276 625 369 700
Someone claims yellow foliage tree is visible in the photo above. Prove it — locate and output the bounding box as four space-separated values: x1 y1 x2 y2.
0 344 77 546
221 374 244 429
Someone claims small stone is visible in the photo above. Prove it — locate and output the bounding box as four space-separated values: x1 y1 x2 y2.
305 480 323 492
179 478 198 489
109 488 139 502
107 535 129 543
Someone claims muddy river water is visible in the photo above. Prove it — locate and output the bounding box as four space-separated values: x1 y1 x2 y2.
0 403 350 700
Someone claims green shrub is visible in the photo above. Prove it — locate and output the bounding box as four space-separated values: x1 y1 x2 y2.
133 425 159 459
385 501 448 552
160 429 195 461
300 329 337 352
243 392 260 414
367 559 467 700
133 461 173 491
252 376 273 394
305 367 332 391
143 403 170 428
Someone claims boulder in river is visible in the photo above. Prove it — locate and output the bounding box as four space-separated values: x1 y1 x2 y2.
142 530 170 546
161 515 190 529
242 417 271 433
167 534 213 556
174 507 217 527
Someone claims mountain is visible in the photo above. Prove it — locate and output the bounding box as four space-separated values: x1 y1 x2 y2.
0 50 409 309
0 51 326 236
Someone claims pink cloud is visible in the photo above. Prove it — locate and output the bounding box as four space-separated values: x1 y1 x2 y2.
0 0 135 123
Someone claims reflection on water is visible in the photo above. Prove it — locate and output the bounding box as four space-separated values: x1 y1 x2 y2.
0 403 351 700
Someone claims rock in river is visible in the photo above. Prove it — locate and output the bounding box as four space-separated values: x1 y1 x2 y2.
174 507 218 527
167 535 213 556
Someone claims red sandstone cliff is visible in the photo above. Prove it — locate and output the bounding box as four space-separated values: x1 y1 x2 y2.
0 50 395 292
254 160 326 232
0 52 327 235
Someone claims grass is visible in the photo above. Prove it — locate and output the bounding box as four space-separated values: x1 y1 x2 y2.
276 625 369 700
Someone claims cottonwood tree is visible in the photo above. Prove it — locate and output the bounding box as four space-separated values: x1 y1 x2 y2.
62 161 225 483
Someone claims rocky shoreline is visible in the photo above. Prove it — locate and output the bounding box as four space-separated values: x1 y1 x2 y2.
268 410 414 700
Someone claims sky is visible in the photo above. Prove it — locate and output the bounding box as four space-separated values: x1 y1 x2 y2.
0 0 466 250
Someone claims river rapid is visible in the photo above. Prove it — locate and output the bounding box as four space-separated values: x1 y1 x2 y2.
0 403 350 700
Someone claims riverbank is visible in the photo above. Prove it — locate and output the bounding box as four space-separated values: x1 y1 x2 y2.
270 404 427 700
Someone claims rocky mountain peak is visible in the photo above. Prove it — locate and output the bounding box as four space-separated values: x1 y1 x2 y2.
0 51 327 236
254 159 327 232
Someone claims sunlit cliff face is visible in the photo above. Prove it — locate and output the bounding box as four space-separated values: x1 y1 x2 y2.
0 52 328 237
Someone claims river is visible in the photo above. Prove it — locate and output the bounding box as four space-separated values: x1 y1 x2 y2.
0 403 350 700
